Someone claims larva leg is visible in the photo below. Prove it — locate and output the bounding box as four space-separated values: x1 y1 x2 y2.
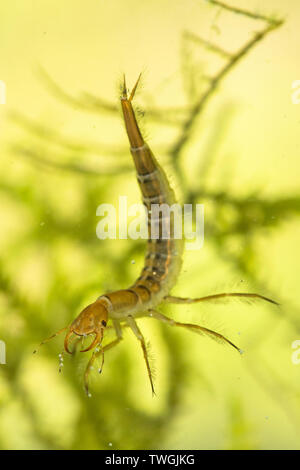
164 292 278 306
84 321 123 396
149 309 241 353
33 326 68 354
126 315 155 396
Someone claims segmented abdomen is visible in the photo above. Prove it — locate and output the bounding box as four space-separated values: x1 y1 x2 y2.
130 143 183 306
101 93 183 316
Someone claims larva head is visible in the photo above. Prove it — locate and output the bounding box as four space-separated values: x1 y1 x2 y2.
64 300 108 354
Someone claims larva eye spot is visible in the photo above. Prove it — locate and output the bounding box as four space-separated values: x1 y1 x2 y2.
101 320 107 327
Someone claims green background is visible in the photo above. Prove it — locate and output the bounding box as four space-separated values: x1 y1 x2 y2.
0 0 300 450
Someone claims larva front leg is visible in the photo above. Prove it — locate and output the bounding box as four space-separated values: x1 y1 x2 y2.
33 325 69 354
84 321 123 396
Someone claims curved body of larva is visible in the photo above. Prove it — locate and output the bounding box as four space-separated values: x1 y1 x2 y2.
37 75 277 396
96 77 184 319
99 149 183 319
62 75 185 394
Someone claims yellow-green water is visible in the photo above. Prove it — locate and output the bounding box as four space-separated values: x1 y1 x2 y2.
0 0 300 450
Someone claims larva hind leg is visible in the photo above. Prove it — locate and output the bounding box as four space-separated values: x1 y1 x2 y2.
84 320 123 396
126 315 155 396
164 292 278 306
149 309 241 353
